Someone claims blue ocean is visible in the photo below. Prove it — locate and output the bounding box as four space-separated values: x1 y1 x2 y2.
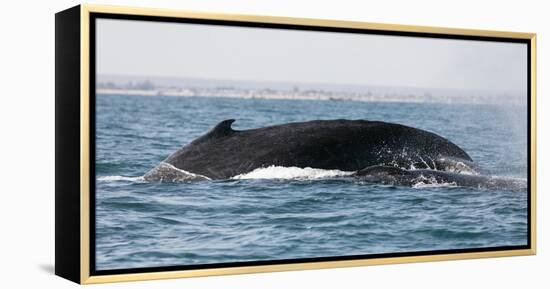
95 94 528 270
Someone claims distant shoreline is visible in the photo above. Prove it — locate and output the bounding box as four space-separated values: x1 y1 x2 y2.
96 88 524 105
97 88 429 103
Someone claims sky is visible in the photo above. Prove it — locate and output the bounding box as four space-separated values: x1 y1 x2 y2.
96 18 527 96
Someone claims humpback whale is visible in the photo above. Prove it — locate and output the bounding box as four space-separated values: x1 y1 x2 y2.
144 119 483 185
353 165 526 191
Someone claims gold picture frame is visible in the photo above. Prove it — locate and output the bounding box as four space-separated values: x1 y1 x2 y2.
55 4 536 284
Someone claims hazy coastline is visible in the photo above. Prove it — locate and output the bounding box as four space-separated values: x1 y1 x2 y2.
97 76 525 105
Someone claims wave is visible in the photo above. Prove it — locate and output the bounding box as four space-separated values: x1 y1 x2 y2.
233 165 354 180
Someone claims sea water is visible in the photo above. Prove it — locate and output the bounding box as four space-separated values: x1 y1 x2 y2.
95 94 528 270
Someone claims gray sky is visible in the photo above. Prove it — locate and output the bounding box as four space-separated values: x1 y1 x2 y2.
96 18 527 95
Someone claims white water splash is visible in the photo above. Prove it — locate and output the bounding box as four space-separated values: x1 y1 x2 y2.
441 161 478 175
233 165 354 180
97 175 144 182
410 174 457 188
412 181 458 188
143 162 211 182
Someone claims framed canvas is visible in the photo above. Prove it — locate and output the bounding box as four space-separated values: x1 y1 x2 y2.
55 4 537 284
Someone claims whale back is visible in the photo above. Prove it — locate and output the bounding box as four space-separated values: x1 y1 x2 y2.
162 119 472 179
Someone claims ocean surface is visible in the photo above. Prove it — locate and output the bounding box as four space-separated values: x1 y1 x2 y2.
95 94 528 270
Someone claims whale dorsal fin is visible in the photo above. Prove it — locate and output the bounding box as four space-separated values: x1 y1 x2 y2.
207 119 236 138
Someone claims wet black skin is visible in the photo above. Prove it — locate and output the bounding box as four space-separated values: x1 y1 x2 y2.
161 119 472 179
353 165 526 191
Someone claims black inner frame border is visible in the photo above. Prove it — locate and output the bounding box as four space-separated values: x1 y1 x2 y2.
89 12 532 276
